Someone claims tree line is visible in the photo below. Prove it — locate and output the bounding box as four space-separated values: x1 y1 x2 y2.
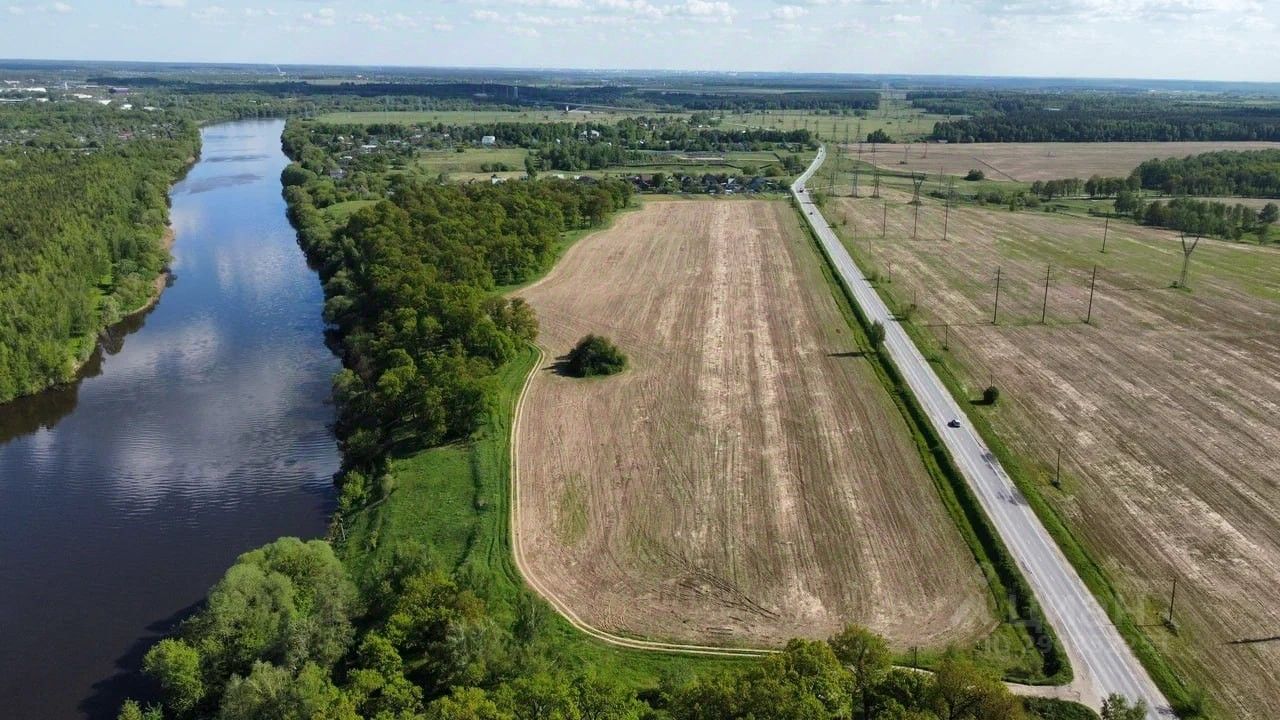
280 119 631 500
1130 150 1280 197
911 91 1280 142
122 538 1113 720
1129 196 1278 242
0 103 198 402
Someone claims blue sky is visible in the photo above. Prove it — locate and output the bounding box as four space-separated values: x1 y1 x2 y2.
2 0 1277 82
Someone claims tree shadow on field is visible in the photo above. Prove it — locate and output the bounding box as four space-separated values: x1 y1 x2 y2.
827 350 868 358
545 353 576 378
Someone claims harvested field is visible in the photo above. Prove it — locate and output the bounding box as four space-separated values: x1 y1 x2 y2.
852 141 1280 182
834 190 1280 719
513 199 994 649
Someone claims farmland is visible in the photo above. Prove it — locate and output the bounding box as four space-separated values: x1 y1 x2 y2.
852 140 1280 182
721 97 948 143
829 186 1280 719
512 199 996 649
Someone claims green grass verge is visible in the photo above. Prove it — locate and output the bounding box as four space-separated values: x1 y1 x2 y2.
791 197 1070 686
338 344 743 688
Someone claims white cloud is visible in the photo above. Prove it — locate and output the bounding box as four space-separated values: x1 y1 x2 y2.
134 0 185 7
671 0 735 20
770 4 809 19
7 5 24 14
301 7 335 26
191 5 228 23
888 13 920 23
472 8 502 21
50 1 69 12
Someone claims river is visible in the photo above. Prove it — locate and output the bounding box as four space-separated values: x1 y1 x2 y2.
0 120 340 719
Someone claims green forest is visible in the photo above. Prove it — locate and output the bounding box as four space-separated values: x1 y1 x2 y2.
122 534 1116 720
911 91 1280 142
1130 150 1280 197
0 104 198 402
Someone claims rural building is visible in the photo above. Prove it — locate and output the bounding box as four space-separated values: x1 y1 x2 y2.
481 135 497 146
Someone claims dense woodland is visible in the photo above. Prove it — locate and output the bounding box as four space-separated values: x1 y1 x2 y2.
0 104 198 402
121 534 1115 720
98 76 880 113
912 91 1280 142
1130 196 1278 241
1129 150 1280 197
281 119 632 491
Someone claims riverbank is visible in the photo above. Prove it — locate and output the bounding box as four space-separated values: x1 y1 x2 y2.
0 118 341 720
9 153 196 406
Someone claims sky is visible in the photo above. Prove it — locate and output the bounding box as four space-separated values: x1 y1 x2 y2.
2 0 1278 82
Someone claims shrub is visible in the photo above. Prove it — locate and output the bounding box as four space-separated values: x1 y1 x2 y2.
868 321 886 348
983 385 1000 405
565 335 627 377
866 129 893 144
965 168 986 181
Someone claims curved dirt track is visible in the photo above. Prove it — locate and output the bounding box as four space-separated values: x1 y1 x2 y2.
510 198 993 650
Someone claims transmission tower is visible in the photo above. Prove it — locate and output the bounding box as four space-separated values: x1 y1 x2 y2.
911 173 926 241
852 141 862 198
871 142 881 198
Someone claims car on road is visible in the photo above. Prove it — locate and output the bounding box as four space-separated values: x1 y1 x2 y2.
947 419 961 428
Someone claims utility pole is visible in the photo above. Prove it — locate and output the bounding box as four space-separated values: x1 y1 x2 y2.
1101 217 1110 253
1041 264 1052 324
882 200 888 238
1086 264 1098 324
943 322 949 350
993 266 1002 324
1054 446 1062 487
1166 577 1178 627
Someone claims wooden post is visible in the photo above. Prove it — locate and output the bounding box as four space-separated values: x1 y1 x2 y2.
943 322 950 350
1101 217 1110 253
1167 577 1178 626
993 266 1002 324
1041 264 1051 324
882 200 888 238
1086 264 1097 324
1055 446 1062 487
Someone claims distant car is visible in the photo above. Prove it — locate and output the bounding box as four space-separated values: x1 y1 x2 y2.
947 419 961 428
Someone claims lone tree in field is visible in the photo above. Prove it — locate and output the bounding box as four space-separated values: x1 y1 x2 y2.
565 334 627 377
982 385 1000 405
964 169 985 181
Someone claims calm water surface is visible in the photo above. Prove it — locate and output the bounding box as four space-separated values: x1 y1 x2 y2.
0 120 340 719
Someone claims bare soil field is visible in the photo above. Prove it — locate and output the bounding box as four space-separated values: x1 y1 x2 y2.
834 190 1280 719
513 199 994 649
852 141 1280 182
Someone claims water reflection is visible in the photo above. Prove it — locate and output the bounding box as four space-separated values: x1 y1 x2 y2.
0 119 339 719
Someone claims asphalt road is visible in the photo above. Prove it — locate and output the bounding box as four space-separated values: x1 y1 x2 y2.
792 146 1171 718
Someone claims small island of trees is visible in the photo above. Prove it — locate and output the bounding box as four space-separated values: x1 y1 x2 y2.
565 334 627 377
